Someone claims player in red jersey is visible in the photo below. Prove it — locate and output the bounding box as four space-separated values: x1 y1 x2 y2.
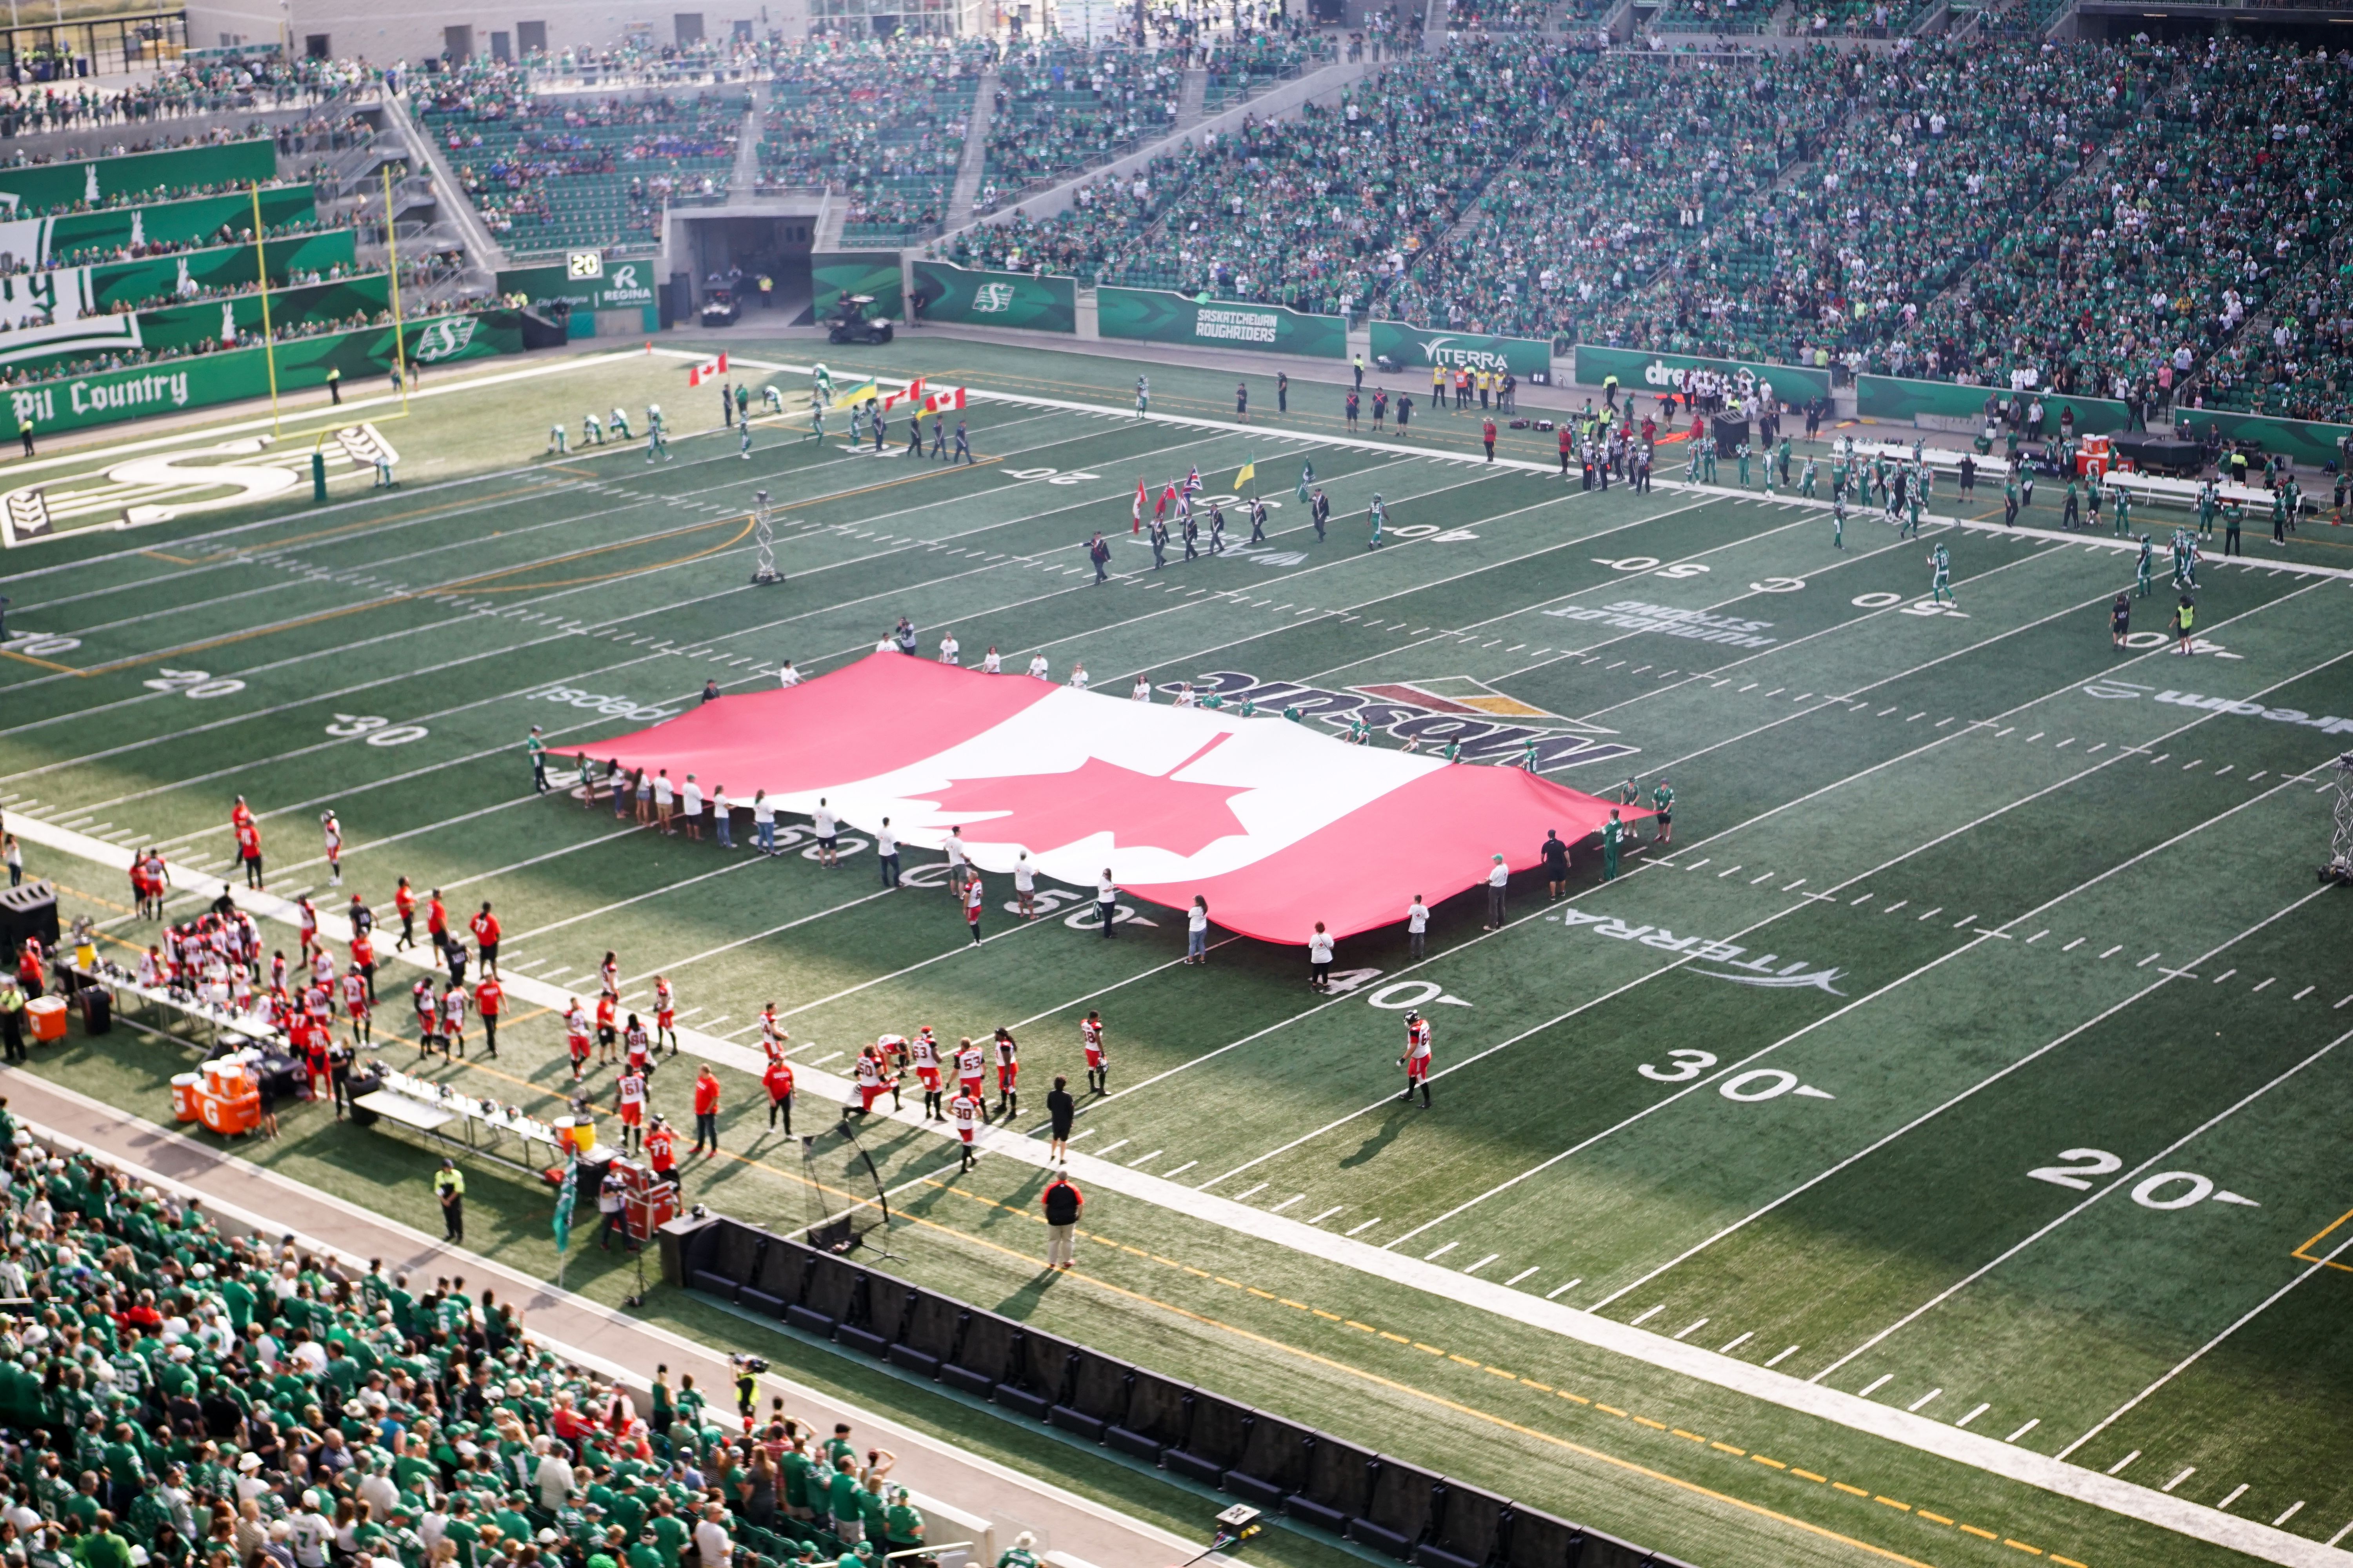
341 970 370 1045
653 975 677 1053
616 1066 649 1153
595 994 618 1064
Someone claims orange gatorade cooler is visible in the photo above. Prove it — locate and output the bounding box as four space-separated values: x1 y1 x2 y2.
25 997 66 1043
171 1074 202 1122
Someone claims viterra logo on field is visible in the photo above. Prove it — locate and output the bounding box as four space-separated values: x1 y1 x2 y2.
1414 335 1513 372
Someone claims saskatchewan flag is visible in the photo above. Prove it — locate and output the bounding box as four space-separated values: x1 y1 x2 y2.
1235 458 1257 490
552 1157 579 1254
830 381 880 411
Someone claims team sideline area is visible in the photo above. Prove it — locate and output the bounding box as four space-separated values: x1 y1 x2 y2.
3 334 2351 1568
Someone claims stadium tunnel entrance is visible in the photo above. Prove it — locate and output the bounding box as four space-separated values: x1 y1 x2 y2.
666 209 817 326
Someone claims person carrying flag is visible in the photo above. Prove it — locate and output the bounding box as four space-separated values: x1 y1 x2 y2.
1297 458 1315 502
1133 478 1147 535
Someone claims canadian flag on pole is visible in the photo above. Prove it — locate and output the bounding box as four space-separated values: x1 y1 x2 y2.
882 376 926 412
921 385 967 414
687 353 729 387
574 655 1633 943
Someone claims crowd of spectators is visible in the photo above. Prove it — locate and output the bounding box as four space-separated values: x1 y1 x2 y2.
420 77 744 249
1090 40 1564 317
756 40 989 238
1633 40 2131 372
949 150 1201 281
0 1123 938 1568
976 45 1184 212
1381 48 1842 344
0 294 478 392
1899 38 2344 405
0 56 376 136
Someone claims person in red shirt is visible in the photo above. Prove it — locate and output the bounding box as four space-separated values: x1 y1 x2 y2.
425 890 448 954
690 1065 721 1156
475 974 503 1059
644 1114 679 1186
349 927 376 1005
236 820 264 888
468 902 501 976
595 994 618 1063
1557 423 1573 477
394 877 418 950
1482 418 1497 463
762 1057 794 1135
230 796 253 832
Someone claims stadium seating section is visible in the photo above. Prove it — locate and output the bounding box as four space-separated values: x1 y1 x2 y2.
758 40 990 243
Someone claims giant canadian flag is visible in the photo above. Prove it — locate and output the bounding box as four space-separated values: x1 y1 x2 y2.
575 654 1631 943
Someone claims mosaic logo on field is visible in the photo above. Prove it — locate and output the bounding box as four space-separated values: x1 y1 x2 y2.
1556 905 1846 993
1175 669 1637 772
534 685 680 723
971 282 1017 314
1544 598 1776 649
2079 678 2353 734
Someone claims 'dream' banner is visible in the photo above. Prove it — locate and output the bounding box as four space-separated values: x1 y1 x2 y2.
910 260 1075 333
1575 345 1831 403
0 140 278 217
1371 321 1552 379
1097 286 1346 360
3 310 523 439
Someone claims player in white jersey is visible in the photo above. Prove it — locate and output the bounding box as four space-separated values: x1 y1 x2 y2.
950 1090 981 1168
907 1028 943 1118
320 810 344 887
758 1002 787 1061
616 1067 648 1152
992 1027 1020 1117
955 1037 986 1106
1082 1010 1107 1096
342 971 371 1045
1398 1011 1433 1108
852 1048 889 1116
565 999 592 1080
653 975 678 1053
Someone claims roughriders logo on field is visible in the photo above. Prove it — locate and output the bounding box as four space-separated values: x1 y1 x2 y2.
1173 670 1638 772
1556 905 1847 994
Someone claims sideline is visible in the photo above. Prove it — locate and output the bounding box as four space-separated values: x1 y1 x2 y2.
2 805 2342 1568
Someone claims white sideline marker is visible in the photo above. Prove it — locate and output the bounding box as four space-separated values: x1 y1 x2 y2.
1858 1374 1893 1398
1345 1217 1382 1236
1545 1279 1581 1300
1765 1346 1800 1368
1907 1388 1942 1413
2005 1419 2039 1443
2106 1450 2140 1476
2163 1467 2196 1493
1718 1332 1751 1354
1505 1267 1539 1286
1956 1404 1989 1428
1629 1305 1664 1327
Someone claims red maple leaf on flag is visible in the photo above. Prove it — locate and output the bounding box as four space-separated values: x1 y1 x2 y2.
920 736 1246 858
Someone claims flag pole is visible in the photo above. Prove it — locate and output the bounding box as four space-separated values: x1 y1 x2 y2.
250 180 281 436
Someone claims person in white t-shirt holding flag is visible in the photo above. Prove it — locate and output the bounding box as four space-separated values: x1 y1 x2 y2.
1027 653 1050 680
812 798 839 867
938 632 960 666
1131 675 1151 702
1067 661 1089 692
982 645 1002 674
1013 852 1036 919
777 660 800 689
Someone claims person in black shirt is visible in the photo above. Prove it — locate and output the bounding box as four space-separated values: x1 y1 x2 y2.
1310 489 1330 540
1046 1074 1076 1164
1540 829 1571 900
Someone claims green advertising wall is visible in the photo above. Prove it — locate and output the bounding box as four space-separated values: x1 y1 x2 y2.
1098 287 1345 360
1857 374 2130 436
1575 345 1831 403
495 258 664 315
2177 408 2353 470
0 140 279 218
84 231 358 314
909 260 1076 333
4 310 523 440
45 187 320 267
1371 321 1551 378
811 254 904 324
6 274 395 379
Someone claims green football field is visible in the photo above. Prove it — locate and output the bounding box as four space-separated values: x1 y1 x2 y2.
4 335 2352 1568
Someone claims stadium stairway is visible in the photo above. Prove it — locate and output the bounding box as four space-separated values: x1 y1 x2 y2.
937 52 1367 244
731 88 767 197
1173 66 1211 131
382 85 509 271
944 66 1001 231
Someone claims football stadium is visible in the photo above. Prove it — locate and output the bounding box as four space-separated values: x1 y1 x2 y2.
2 11 2351 1568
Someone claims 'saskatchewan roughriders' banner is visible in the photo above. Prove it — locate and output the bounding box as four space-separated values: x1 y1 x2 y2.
2173 407 2353 471
79 231 358 316
0 273 394 376
909 260 1075 333
495 257 662 314
811 254 904 324
5 309 522 439
1371 321 1551 378
1575 345 1831 403
0 140 278 217
1857 373 2129 436
1098 287 1344 360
